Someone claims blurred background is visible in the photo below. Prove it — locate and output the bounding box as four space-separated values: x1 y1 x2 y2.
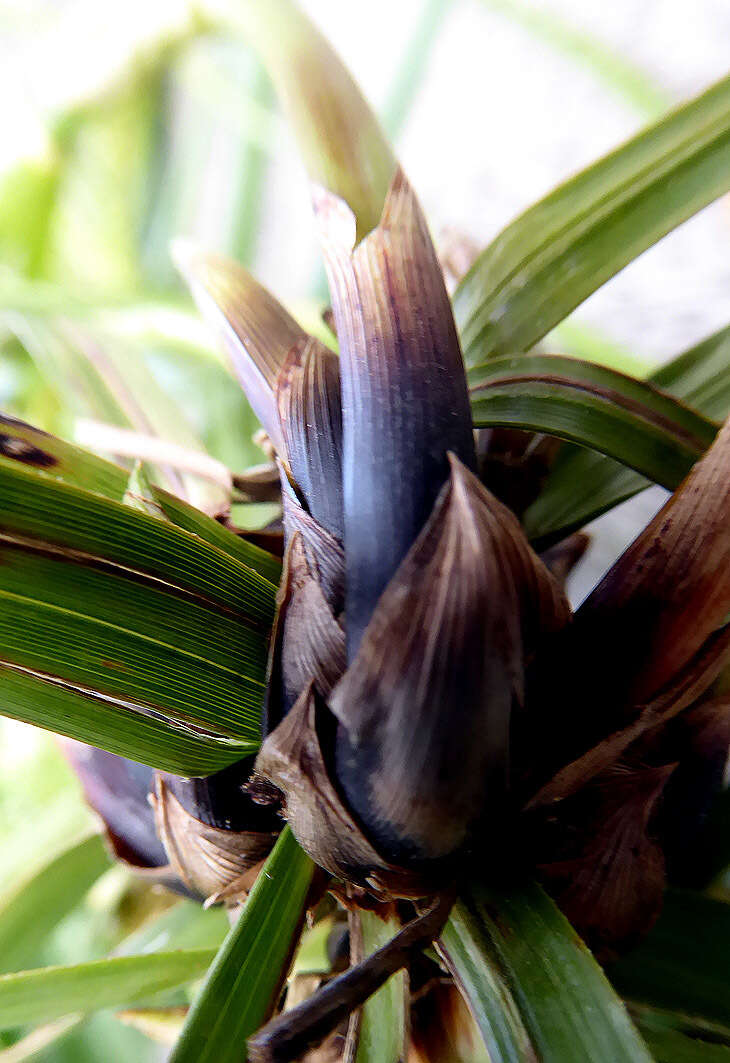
0 1 728 1058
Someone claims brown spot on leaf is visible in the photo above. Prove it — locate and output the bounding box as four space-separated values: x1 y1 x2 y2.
0 434 57 467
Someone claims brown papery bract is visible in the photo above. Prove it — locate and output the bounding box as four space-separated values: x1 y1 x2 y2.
257 456 570 890
172 243 329 460
536 763 674 962
576 414 730 704
276 341 343 540
526 414 730 791
266 533 346 732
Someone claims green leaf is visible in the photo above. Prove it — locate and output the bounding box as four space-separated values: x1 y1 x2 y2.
0 415 281 582
46 67 163 298
0 159 60 278
209 0 396 237
229 58 276 267
0 416 129 498
0 1014 83 1062
5 311 229 511
453 73 730 366
0 458 277 620
0 950 216 1032
169 828 314 1063
0 834 111 976
469 354 716 488
114 901 229 959
652 323 730 419
0 447 278 772
353 912 407 1063
0 542 267 739
632 1009 730 1063
381 0 454 139
0 661 246 776
289 917 334 979
441 879 651 1063
524 324 730 543
610 890 730 1036
439 906 532 1063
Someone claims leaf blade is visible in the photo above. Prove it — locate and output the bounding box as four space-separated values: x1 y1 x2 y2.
453 74 730 366
524 324 730 543
0 834 111 976
469 354 717 489
610 890 730 1035
0 950 217 1031
169 828 314 1063
442 879 652 1063
210 0 395 238
353 911 407 1063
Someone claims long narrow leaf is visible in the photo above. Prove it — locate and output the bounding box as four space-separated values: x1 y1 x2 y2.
453 74 730 365
439 908 533 1063
0 461 276 622
0 544 267 737
441 879 651 1063
382 0 454 138
209 0 395 239
469 354 716 489
115 901 229 958
0 834 111 976
0 950 216 1032
6 312 227 510
480 0 669 116
353 912 407 1063
169 828 314 1063
0 415 281 581
0 664 248 776
524 324 730 543
610 891 730 1035
0 448 278 771
633 1010 730 1063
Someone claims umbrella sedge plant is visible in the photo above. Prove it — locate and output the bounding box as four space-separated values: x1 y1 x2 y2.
1 2 730 1061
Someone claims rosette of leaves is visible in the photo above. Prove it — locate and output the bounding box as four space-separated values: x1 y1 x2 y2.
1 2 730 1061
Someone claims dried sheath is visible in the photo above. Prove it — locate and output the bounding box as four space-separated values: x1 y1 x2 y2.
174 244 344 542
257 170 570 884
258 458 569 887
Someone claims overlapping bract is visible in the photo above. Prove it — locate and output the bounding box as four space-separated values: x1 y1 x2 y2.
178 169 572 900
177 151 730 953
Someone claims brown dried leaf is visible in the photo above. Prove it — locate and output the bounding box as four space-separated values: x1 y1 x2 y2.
329 456 570 865
266 533 346 731
527 415 730 789
315 169 477 656
655 693 730 885
281 481 345 615
254 684 430 900
232 463 282 503
152 777 278 906
276 341 343 539
575 414 730 702
410 982 491 1063
173 244 330 459
476 429 563 520
537 763 674 961
539 532 590 588
529 623 730 809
